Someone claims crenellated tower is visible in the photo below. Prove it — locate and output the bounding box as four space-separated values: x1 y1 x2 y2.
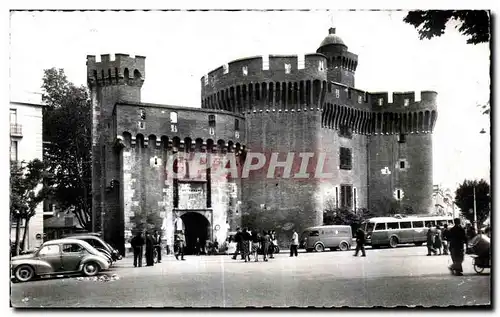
316 28 358 87
87 53 145 252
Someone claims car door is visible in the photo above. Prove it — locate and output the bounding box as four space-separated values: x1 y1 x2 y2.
37 244 63 272
61 243 86 272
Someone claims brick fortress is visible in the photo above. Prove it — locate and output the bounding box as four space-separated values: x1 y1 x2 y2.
88 28 437 254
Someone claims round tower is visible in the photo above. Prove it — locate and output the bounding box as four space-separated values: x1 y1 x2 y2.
316 28 358 87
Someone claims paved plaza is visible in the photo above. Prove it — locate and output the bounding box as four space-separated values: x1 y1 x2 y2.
11 246 490 308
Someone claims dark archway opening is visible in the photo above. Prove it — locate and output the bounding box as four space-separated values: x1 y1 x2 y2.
180 212 210 255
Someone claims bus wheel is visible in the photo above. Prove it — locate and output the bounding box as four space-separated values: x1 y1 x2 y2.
414 242 423 246
389 237 398 248
314 243 325 252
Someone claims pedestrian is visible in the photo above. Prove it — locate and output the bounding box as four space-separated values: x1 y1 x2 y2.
442 224 450 255
145 232 155 266
153 230 162 263
175 231 186 261
241 227 251 262
353 227 366 257
261 230 270 262
195 237 201 256
448 218 468 276
290 229 299 257
269 230 276 259
426 224 437 256
251 230 260 262
232 227 243 260
434 225 443 255
131 231 145 267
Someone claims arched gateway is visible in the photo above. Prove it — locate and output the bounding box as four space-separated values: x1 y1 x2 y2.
177 210 212 255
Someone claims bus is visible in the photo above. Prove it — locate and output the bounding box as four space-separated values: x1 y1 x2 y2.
361 215 454 248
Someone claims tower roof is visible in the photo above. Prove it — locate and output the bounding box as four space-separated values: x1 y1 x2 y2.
319 27 346 48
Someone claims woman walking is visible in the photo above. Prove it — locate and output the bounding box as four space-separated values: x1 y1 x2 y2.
251 230 260 262
261 230 271 262
434 225 443 255
241 228 251 262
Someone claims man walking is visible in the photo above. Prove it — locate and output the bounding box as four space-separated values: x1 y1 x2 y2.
448 218 468 276
426 224 437 256
131 231 145 268
145 232 155 266
290 229 299 257
353 227 366 257
153 230 162 263
231 227 243 260
175 231 186 261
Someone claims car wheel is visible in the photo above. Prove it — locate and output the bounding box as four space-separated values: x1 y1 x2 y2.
474 264 484 274
314 243 325 252
389 237 398 248
339 242 349 251
274 246 280 254
82 262 100 277
15 265 35 283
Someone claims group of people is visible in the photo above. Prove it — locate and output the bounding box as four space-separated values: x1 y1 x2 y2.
231 227 280 262
426 224 449 256
130 230 162 267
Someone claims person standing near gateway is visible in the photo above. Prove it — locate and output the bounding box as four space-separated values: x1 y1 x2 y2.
131 231 145 268
353 227 366 257
153 230 162 263
448 218 468 276
290 229 299 257
145 232 155 266
175 231 186 261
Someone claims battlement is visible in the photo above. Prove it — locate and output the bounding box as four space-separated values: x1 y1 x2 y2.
369 90 438 110
87 53 146 87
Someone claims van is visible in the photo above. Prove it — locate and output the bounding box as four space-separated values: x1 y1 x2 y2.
300 225 352 252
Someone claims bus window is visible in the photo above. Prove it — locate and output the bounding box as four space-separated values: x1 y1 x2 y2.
448 220 454 225
424 220 436 227
387 222 399 230
309 230 320 237
412 221 424 228
366 222 375 233
437 220 447 226
400 221 411 229
374 223 386 231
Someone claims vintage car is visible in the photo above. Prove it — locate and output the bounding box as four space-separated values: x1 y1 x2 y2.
62 234 122 262
11 238 110 283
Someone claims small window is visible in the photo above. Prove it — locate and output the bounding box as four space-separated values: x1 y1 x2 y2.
425 220 436 227
263 55 270 70
309 230 320 237
285 63 291 74
339 147 352 170
138 121 145 130
234 119 240 131
335 89 340 98
412 221 424 228
139 109 146 120
374 223 386 231
242 66 248 76
395 189 403 200
358 95 363 104
171 124 178 133
378 98 384 106
400 222 412 229
347 89 352 99
223 64 229 74
387 222 399 230
62 244 84 253
328 83 332 93
297 55 305 69
339 125 352 139
209 114 216 127
38 245 60 256
204 75 209 86
235 131 240 139
10 140 18 162
399 160 406 169
398 133 406 143
170 112 178 123
318 60 325 71
209 127 215 135
404 99 410 107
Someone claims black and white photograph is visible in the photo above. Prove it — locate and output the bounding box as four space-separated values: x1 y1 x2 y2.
7 7 492 308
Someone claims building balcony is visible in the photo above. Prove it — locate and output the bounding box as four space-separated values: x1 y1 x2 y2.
10 124 22 137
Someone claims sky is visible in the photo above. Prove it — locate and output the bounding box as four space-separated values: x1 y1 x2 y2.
9 10 491 192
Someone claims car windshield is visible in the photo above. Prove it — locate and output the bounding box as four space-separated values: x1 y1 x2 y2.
365 222 375 233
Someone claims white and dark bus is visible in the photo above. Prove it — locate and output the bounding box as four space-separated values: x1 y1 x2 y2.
361 215 454 248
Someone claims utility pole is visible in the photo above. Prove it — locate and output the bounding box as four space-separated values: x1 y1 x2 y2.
473 185 478 232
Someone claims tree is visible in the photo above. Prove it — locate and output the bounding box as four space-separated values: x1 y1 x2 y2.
41 68 93 231
403 10 490 45
455 179 490 226
10 159 51 255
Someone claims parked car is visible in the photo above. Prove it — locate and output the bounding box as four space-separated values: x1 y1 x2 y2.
63 234 122 261
11 238 110 283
